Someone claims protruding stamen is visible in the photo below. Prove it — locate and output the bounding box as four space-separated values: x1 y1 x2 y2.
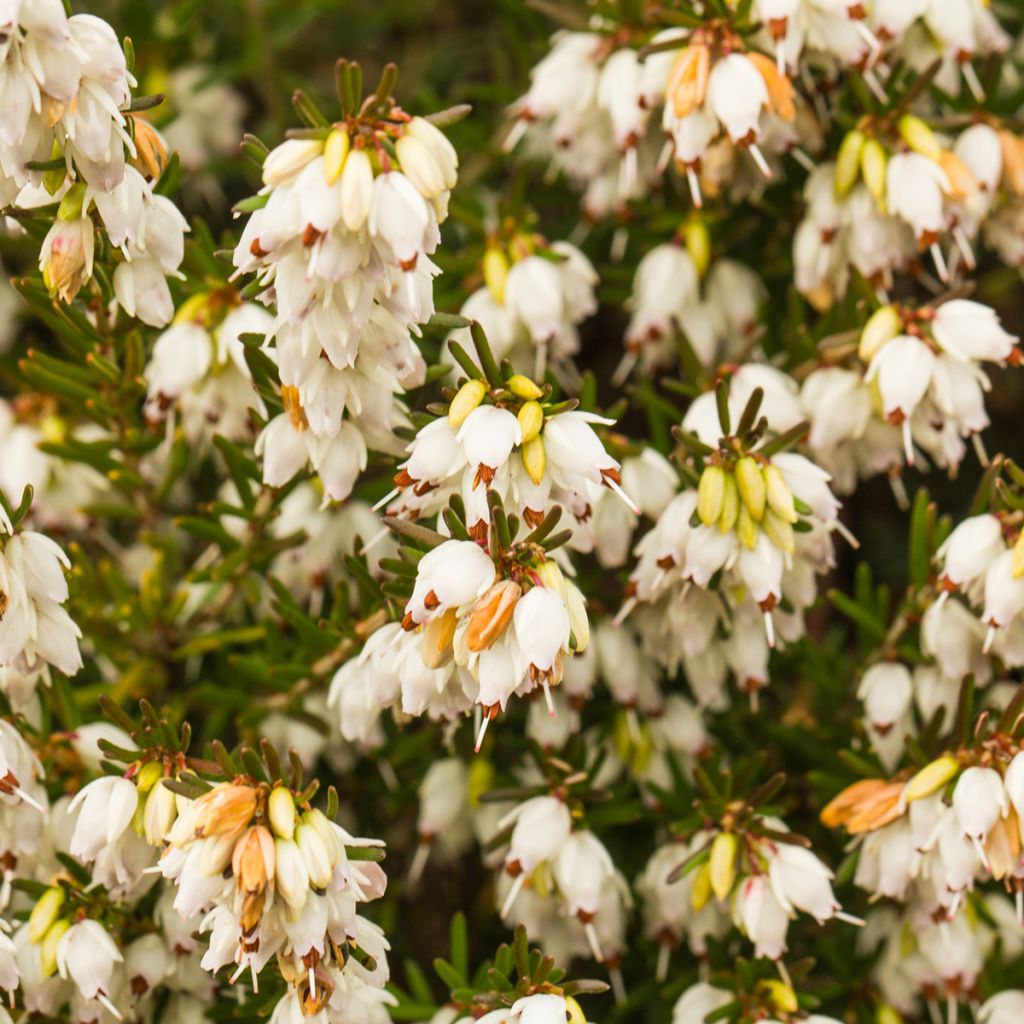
763 610 776 649
930 242 949 284
408 842 431 885
611 351 639 387
359 524 392 555
983 623 997 655
834 910 866 926
97 993 124 1021
656 943 671 983
901 418 915 467
500 871 526 920
542 678 555 718
686 167 703 209
583 920 604 963
371 487 400 513
972 432 989 468
503 118 529 153
747 143 774 180
609 966 626 1005
962 61 985 103
605 477 640 515
953 224 976 270
613 596 637 627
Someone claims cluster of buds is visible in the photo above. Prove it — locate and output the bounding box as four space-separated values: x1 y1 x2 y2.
621 222 766 380
672 977 843 1024
382 325 638 553
157 778 389 1014
0 498 82 678
449 221 597 380
645 21 798 205
0 2 135 203
626 379 843 704
653 811 856 964
823 715 1024 923
933 510 1024 661
231 63 459 501
491 795 630 983
801 298 1018 489
143 288 274 445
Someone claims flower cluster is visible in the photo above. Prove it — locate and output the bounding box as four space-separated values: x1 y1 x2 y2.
801 298 1018 489
232 84 458 501
626 377 842 704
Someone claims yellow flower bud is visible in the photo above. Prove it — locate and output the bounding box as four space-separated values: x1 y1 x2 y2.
709 832 737 902
565 580 590 653
566 997 587 1024
718 473 739 533
690 862 712 911
756 979 799 1015
135 760 163 794
448 379 487 429
517 400 544 443
43 139 65 195
898 114 942 163
763 509 796 555
421 607 457 668
1012 531 1024 580
522 435 546 485
735 456 766 522
28 888 65 943
859 304 901 363
902 754 959 805
506 374 543 400
57 183 87 221
762 464 797 524
39 919 70 977
860 138 888 207
684 217 711 277
483 247 510 304
268 785 297 841
467 756 494 808
835 129 865 198
737 503 759 550
324 128 351 186
698 465 726 527
535 559 566 596
876 1005 903 1024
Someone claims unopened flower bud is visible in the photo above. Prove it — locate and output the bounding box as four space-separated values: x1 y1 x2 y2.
324 128 350 186
263 138 324 186
898 114 942 163
143 779 178 845
517 400 544 443
448 379 487 429
57 183 87 221
135 760 163 794
690 861 712 910
858 304 901 362
522 435 546 485
421 608 457 668
566 996 586 1024
763 509 796 554
535 559 566 596
762 464 797 524
709 832 737 901
756 979 799 1014
684 218 711 277
340 147 374 231
39 919 70 977
275 837 310 910
1012 532 1024 580
467 580 521 652
736 456 766 522
835 129 865 198
484 247 510 303
507 373 543 400
860 138 887 206
28 888 65 943
902 754 959 805
698 465 726 527
876 1006 903 1024
43 139 65 194
192 783 257 838
737 504 758 550
268 785 297 841
718 473 739 533
296 822 332 888
565 580 589 653
131 117 169 180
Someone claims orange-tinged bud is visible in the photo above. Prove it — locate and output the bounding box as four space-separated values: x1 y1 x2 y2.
131 116 169 180
820 777 905 833
666 44 710 119
232 824 276 896
192 783 258 838
938 149 978 199
421 607 457 668
998 131 1024 194
281 385 309 432
466 580 521 652
747 52 795 121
